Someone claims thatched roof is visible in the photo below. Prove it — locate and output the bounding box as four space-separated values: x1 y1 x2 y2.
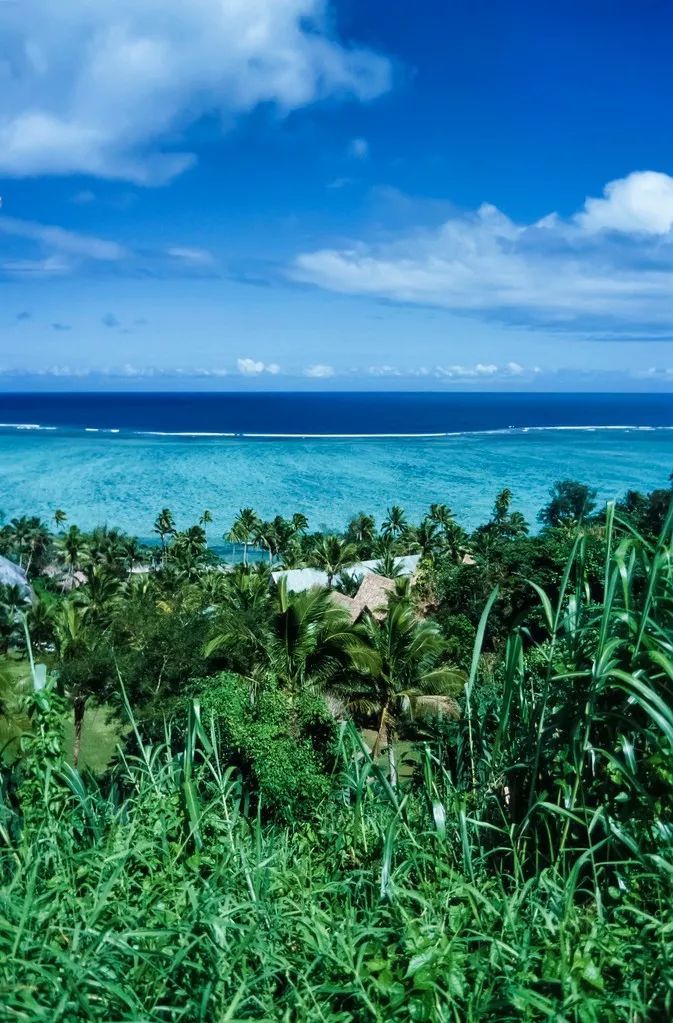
0 555 31 600
332 574 396 623
332 591 357 614
352 574 396 621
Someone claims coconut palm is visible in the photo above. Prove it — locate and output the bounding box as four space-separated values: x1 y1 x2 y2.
58 525 88 581
382 505 408 541
310 535 358 586
53 509 68 531
346 512 377 553
414 518 441 560
351 601 464 787
228 508 260 566
153 508 176 556
291 512 309 534
493 488 513 524
429 503 455 529
205 567 274 675
271 578 364 692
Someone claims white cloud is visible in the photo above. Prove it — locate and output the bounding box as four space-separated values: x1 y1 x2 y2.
364 362 537 381
0 1 390 184
291 171 673 332
237 357 280 376
348 137 369 160
305 363 335 378
576 171 673 235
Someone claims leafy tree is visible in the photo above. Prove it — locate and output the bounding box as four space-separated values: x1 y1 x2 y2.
52 601 116 767
538 479 597 527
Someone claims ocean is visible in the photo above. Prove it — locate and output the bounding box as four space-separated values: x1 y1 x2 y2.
0 391 671 538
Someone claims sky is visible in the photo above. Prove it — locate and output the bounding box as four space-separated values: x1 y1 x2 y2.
1 0 673 391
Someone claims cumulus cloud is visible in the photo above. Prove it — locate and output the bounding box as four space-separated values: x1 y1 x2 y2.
575 171 673 236
237 357 281 376
305 364 335 378
0 0 390 184
291 170 673 333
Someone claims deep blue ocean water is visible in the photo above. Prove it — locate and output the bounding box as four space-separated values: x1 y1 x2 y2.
0 392 671 538
0 391 672 436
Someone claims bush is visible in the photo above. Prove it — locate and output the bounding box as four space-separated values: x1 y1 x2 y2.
200 672 336 821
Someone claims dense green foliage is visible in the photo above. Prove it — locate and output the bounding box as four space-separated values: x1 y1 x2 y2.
1 478 673 1019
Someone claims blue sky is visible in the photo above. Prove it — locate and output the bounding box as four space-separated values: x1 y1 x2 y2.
1 0 673 390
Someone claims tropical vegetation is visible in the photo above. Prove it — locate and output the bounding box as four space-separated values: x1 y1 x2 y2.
1 475 673 1020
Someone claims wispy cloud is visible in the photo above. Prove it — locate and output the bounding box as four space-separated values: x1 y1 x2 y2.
0 1 390 184
0 216 127 261
291 170 673 334
167 246 214 266
348 137 369 160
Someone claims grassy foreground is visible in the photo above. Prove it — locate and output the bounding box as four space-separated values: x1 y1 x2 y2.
2 497 673 1020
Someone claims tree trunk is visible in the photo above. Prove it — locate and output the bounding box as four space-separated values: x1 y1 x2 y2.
73 697 86 768
387 730 398 790
372 703 389 759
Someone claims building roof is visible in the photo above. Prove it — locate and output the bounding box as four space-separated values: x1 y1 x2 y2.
272 553 420 594
0 555 32 600
351 574 396 621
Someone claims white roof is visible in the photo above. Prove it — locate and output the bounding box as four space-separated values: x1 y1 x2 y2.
0 555 31 599
272 554 420 593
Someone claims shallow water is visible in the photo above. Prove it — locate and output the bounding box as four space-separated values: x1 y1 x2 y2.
1 427 671 537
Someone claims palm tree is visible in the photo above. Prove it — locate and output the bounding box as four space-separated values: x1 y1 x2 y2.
414 518 441 560
53 509 68 531
291 512 309 535
346 512 377 552
493 488 513 524
228 508 259 566
58 525 87 581
310 535 358 586
153 508 176 556
271 578 363 692
429 503 454 529
205 568 274 675
441 519 470 566
351 601 464 788
382 505 408 541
